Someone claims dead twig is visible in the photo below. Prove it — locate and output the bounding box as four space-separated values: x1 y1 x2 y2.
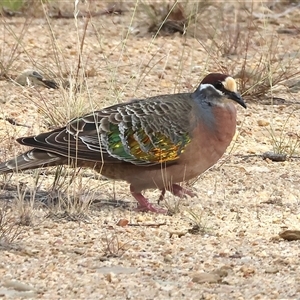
0 117 31 128
128 222 166 227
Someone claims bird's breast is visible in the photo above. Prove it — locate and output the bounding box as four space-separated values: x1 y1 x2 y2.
176 103 237 178
208 103 237 143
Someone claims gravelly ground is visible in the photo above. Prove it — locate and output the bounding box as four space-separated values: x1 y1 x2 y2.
0 2 300 299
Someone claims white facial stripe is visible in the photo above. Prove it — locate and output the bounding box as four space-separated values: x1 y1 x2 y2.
199 83 210 90
200 83 223 96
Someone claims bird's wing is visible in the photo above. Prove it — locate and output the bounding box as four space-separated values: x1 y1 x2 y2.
18 95 193 166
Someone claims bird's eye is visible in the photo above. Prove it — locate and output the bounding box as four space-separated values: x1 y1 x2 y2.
214 81 223 90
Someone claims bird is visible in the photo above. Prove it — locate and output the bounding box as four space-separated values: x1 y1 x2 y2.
15 69 59 89
0 73 246 213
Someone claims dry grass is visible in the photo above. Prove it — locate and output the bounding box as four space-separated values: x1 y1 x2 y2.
266 108 300 158
185 208 210 235
0 204 24 246
196 2 300 98
0 200 27 246
44 166 100 220
138 1 300 100
0 17 30 77
0 0 48 17
101 229 131 258
141 1 214 36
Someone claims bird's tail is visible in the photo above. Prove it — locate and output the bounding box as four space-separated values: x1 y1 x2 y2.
0 149 66 173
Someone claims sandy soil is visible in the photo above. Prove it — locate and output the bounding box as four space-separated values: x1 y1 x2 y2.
0 2 300 299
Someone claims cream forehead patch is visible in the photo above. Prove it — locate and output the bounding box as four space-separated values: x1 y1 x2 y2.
223 77 237 92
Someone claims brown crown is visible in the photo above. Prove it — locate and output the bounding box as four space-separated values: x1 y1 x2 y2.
200 73 230 85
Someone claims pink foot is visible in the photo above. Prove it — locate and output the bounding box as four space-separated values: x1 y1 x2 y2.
158 184 196 203
130 185 167 214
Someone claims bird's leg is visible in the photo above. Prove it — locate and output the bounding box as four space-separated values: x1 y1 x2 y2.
159 184 196 202
158 188 166 204
170 184 196 198
130 185 167 214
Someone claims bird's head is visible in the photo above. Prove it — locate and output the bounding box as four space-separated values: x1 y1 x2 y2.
15 69 44 86
197 73 246 109
20 69 44 81
27 70 43 80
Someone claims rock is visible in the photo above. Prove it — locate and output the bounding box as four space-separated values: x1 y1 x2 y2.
262 151 287 162
257 120 270 127
163 254 173 263
265 267 279 274
240 266 255 277
74 248 85 255
279 230 300 241
3 280 34 292
213 266 230 278
191 272 222 284
117 219 129 227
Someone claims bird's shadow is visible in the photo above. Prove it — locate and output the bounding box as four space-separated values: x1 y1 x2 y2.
0 182 132 212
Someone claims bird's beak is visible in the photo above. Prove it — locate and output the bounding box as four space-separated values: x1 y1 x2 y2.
227 91 247 109
30 72 44 81
28 74 44 85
